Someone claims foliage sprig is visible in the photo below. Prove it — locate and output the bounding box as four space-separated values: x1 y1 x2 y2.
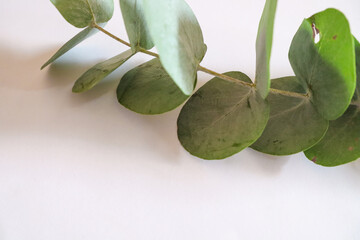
42 0 360 167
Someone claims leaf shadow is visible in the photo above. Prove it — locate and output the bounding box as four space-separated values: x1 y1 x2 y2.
0 45 183 164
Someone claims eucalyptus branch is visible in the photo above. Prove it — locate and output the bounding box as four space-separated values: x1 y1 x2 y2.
43 0 360 166
94 23 309 99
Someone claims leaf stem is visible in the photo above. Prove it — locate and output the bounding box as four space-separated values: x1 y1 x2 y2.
197 65 254 87
93 23 131 48
269 88 309 99
94 24 309 99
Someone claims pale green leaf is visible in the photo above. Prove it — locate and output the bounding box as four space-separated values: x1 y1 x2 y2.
117 58 188 114
41 26 101 70
142 0 207 95
304 37 360 166
255 0 277 99
72 49 134 93
289 8 356 120
177 72 269 160
251 77 328 155
50 0 114 28
120 0 154 50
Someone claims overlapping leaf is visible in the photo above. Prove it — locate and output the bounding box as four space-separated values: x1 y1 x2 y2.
177 72 269 160
117 58 188 114
120 0 154 50
289 8 356 120
73 49 134 93
255 0 278 99
251 77 328 155
304 38 360 166
50 0 114 28
142 0 207 95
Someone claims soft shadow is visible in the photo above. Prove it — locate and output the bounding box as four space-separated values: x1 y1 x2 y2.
350 159 360 172
246 147 290 174
0 45 184 163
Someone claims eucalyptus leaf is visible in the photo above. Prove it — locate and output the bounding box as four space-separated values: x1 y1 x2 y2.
255 0 277 99
72 49 134 93
50 0 114 28
251 77 328 155
120 0 154 50
41 26 101 70
117 58 188 114
142 0 207 95
304 38 360 166
177 72 269 160
289 8 356 120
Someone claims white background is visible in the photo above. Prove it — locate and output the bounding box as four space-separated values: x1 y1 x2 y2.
1 0 360 239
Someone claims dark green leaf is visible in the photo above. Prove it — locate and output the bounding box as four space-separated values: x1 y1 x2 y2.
142 0 207 95
289 8 356 120
72 49 134 93
117 58 188 115
120 0 154 50
251 77 328 155
177 72 269 160
41 26 101 70
50 0 114 28
304 38 360 166
255 0 277 99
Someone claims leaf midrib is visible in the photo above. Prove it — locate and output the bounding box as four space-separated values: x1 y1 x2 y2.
193 89 252 134
85 0 96 23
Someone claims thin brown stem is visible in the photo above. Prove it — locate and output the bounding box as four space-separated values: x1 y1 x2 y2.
269 88 309 99
93 23 131 48
95 24 310 99
197 65 254 87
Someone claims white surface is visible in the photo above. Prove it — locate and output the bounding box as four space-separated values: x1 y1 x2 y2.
1 0 360 239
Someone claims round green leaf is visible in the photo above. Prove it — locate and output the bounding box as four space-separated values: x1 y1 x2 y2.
120 0 154 50
289 8 356 120
177 72 270 160
304 37 360 166
142 0 207 95
73 49 134 93
117 58 189 115
255 0 277 99
304 105 360 166
251 77 328 155
50 0 114 28
41 26 101 70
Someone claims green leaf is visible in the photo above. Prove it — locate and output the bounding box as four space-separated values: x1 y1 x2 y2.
41 26 101 70
142 0 207 95
117 58 189 115
352 38 360 102
255 0 277 99
119 0 154 50
289 8 356 120
177 72 269 160
251 77 328 155
304 38 360 166
72 49 134 93
50 0 114 28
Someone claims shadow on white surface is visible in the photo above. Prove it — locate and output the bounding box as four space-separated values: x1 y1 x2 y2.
0 45 186 164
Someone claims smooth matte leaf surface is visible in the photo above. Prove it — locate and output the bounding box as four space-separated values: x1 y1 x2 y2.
120 0 154 50
117 58 189 115
255 0 277 99
72 49 134 93
50 0 114 28
177 72 269 160
251 77 328 155
41 26 100 69
289 8 356 120
142 0 207 95
304 38 360 166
